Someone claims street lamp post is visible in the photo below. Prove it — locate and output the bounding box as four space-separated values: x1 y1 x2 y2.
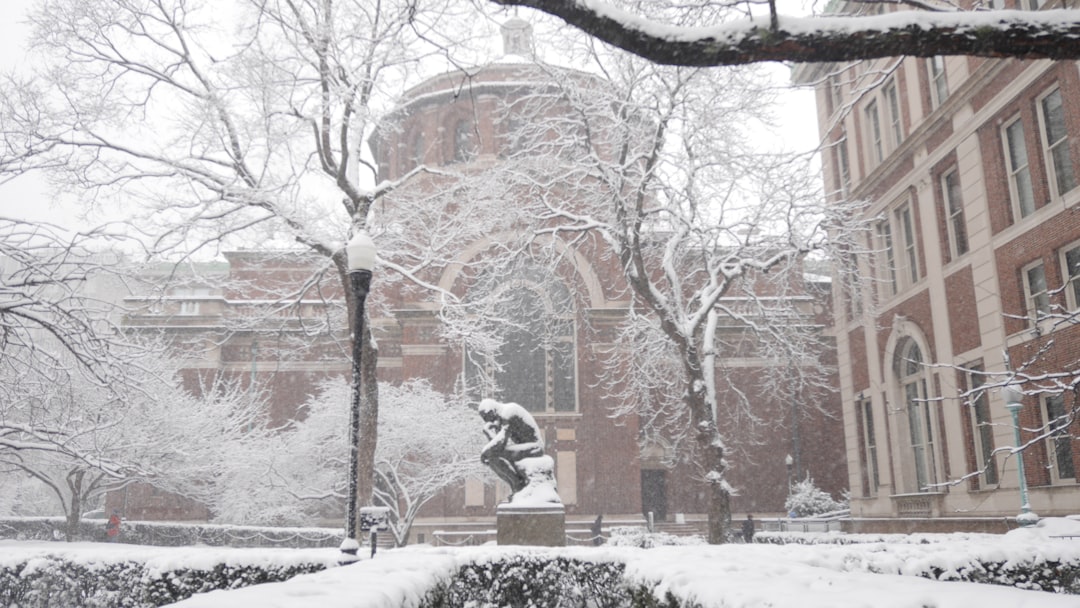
340 230 376 564
1001 383 1039 527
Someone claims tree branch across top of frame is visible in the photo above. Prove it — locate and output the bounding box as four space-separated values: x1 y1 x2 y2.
490 0 1080 66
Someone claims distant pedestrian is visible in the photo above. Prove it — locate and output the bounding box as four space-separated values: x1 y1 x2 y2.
591 514 604 546
741 514 754 543
106 510 121 542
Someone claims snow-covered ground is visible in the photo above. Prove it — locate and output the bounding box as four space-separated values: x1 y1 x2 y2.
5 518 1080 608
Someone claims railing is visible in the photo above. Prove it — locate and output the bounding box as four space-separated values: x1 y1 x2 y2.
432 529 609 547
759 510 851 533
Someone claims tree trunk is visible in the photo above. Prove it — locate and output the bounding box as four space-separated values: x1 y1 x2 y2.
65 470 85 542
687 372 732 544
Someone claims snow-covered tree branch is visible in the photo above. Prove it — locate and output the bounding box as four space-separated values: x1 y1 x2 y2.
2 0 500 516
489 1 1080 66
211 379 486 546
478 44 871 542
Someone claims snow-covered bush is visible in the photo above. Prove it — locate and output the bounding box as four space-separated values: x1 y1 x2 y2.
0 517 342 548
0 555 331 608
428 554 627 607
784 478 847 518
606 526 706 548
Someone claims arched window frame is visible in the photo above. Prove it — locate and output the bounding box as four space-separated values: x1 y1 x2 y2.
894 338 938 493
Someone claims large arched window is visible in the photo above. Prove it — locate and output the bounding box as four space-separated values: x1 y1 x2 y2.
463 264 576 413
896 340 936 492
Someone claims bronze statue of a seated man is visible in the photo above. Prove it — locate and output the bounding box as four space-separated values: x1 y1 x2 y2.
478 398 560 505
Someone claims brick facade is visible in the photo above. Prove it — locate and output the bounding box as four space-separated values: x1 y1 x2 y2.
794 5 1080 524
112 34 846 528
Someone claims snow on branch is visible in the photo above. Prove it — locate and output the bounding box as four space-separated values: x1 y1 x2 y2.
490 2 1080 65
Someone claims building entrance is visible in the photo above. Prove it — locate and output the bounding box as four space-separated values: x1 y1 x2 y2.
640 469 667 522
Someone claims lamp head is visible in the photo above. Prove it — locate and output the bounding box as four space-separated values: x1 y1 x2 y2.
785 454 794 467
1001 383 1024 408
346 230 376 272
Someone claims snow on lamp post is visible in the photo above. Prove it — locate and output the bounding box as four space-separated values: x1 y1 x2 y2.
1001 382 1039 528
340 229 376 563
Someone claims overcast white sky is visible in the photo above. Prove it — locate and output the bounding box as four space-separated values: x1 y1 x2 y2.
0 0 820 231
0 0 53 225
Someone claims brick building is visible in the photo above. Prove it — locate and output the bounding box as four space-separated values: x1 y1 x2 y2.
115 20 846 532
794 3 1080 529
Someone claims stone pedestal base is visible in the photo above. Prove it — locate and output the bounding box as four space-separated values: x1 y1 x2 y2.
496 504 566 546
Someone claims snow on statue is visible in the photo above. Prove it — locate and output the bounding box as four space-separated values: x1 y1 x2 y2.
478 399 561 506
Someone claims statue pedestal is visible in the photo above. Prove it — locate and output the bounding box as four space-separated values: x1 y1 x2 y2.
496 503 566 546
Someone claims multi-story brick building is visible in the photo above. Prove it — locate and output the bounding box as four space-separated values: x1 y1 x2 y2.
794 3 1080 530
114 20 846 534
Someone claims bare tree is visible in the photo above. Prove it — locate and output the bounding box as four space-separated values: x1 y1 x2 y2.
0 344 266 540
0 218 140 390
488 0 1080 66
213 379 486 546
480 46 868 542
1 0 495 520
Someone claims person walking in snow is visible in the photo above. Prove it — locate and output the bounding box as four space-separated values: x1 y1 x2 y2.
106 510 121 542
741 514 755 543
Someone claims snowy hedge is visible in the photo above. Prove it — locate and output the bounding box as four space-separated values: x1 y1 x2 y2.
0 544 338 608
163 542 1080 608
0 517 341 548
425 554 628 607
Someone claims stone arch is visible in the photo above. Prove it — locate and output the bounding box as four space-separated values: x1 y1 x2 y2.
882 316 940 494
437 233 609 311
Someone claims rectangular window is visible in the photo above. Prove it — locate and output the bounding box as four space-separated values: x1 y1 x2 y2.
885 79 903 148
942 169 969 258
1039 88 1077 198
464 477 485 506
1004 118 1036 218
838 129 851 196
860 397 880 496
1061 243 1080 310
877 220 898 296
897 204 920 284
928 57 948 108
967 366 998 487
1023 261 1050 322
844 249 863 319
1043 394 1076 481
906 377 936 491
826 74 840 115
556 450 578 505
866 100 883 165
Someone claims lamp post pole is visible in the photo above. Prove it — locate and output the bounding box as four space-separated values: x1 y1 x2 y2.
785 454 794 519
1001 383 1039 527
340 230 376 563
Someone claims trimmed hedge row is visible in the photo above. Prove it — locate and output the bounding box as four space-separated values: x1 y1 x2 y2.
0 555 329 608
413 551 1080 608
0 517 342 548
920 558 1080 593
755 531 1080 594
424 555 628 608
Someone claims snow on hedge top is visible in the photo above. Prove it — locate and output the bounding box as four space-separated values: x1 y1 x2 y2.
7 522 1080 608
163 527 1080 608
